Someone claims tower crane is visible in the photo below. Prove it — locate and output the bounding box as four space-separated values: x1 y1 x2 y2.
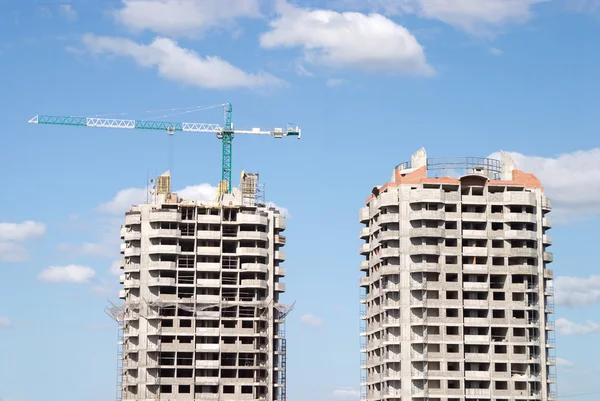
28 103 301 194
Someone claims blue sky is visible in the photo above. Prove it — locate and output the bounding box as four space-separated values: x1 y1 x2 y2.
1 0 600 400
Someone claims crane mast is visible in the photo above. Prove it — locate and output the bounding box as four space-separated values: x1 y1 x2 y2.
29 103 301 194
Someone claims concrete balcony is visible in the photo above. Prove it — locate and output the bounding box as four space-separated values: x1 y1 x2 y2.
542 195 552 211
463 299 489 308
195 343 220 352
124 262 140 273
124 213 141 226
509 264 537 275
124 279 140 289
544 252 554 263
543 234 552 245
465 370 491 379
462 246 487 257
196 230 221 240
359 227 370 239
241 279 268 289
505 192 537 205
379 192 398 207
148 244 180 254
360 243 370 255
409 227 445 238
124 230 141 241
124 247 141 257
275 267 286 277
149 210 181 223
274 282 286 292
461 195 487 204
148 277 176 287
360 260 369 271
198 214 220 224
237 213 268 225
274 234 286 245
360 207 370 223
119 290 126 299
197 246 221 256
241 263 269 273
196 360 220 368
461 212 486 221
274 250 286 261
463 282 489 291
463 264 488 273
360 277 370 287
462 229 488 239
275 216 286 231
465 389 491 397
409 263 441 273
380 230 400 240
380 265 399 275
505 213 537 223
380 248 400 258
197 279 221 287
410 189 445 203
543 217 552 228
409 245 441 255
464 317 490 326
464 334 489 343
380 213 400 224
510 247 538 258
410 210 445 221
148 228 181 239
196 295 220 303
505 230 537 241
465 352 491 362
196 262 220 271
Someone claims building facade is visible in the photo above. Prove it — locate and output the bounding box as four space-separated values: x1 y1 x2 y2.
359 149 556 401
114 172 288 401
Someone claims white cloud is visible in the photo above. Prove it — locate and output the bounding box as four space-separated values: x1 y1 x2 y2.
555 275 600 308
59 4 77 21
362 0 548 33
300 313 323 327
489 47 503 55
260 1 434 76
556 357 574 367
82 34 285 90
109 260 122 276
325 78 346 87
113 0 261 38
57 241 118 259
178 183 218 201
0 221 46 242
489 148 600 220
0 317 12 328
96 187 148 215
39 265 96 284
556 317 600 335
565 0 600 15
0 242 30 262
332 388 360 400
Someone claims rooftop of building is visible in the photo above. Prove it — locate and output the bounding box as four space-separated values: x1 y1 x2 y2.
367 148 543 203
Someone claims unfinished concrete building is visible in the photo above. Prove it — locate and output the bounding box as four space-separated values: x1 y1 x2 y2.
359 149 556 401
112 171 289 401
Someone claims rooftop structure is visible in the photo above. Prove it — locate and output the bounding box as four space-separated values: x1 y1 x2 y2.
359 148 556 401
109 171 290 401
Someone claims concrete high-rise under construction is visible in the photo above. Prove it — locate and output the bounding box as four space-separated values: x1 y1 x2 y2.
359 149 556 401
111 171 289 401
